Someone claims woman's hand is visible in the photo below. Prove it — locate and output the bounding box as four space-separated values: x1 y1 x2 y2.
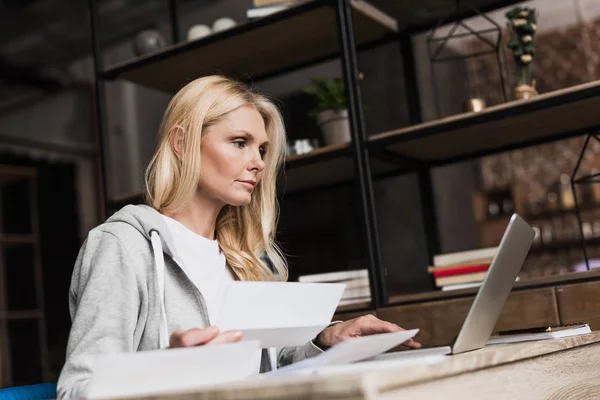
314 314 421 350
168 326 242 348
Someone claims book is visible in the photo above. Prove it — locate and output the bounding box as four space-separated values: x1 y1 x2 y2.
342 286 371 299
435 271 487 287
433 247 498 267
441 281 485 291
487 324 591 345
298 269 368 283
247 4 290 19
441 276 520 292
338 296 371 306
340 278 370 289
253 0 295 7
432 264 489 278
427 258 493 272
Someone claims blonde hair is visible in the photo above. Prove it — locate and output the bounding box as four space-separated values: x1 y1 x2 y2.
145 75 288 282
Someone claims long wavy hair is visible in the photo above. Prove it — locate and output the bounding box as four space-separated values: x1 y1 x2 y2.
144 75 287 281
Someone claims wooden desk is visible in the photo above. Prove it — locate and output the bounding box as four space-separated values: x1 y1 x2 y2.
134 332 600 399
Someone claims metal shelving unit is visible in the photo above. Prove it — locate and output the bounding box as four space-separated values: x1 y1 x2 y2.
0 166 49 387
89 0 400 309
88 0 600 310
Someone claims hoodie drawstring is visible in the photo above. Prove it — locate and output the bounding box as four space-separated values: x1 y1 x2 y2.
150 229 278 371
150 230 170 349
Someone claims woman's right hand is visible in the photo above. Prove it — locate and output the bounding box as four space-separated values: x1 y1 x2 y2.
168 326 242 348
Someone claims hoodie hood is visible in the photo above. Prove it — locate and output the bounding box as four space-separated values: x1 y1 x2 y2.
106 204 179 259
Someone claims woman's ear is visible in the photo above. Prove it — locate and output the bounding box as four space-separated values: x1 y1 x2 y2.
169 126 186 160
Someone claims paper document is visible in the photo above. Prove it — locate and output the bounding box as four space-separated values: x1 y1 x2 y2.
487 324 591 345
88 340 260 399
269 329 419 376
216 281 345 347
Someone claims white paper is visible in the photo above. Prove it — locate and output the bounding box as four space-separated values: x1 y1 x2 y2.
216 281 346 347
269 329 420 376
88 340 260 399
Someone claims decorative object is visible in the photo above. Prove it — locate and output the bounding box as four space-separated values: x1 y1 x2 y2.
427 0 508 118
187 24 212 41
133 30 166 56
212 17 237 32
506 6 539 100
286 139 319 156
302 78 350 146
465 98 486 113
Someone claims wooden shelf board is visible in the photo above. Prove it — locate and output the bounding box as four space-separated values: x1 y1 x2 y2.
109 142 398 204
0 165 36 185
378 0 523 32
0 234 36 249
370 80 600 164
0 310 42 320
387 269 600 306
103 0 397 93
280 142 406 194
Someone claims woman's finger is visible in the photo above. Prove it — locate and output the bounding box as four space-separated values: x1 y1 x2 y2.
169 326 220 348
355 317 403 335
402 338 422 349
206 330 243 345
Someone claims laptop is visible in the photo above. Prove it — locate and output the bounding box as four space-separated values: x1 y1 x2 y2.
374 213 535 359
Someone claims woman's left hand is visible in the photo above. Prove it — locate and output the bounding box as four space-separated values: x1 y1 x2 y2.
314 314 421 350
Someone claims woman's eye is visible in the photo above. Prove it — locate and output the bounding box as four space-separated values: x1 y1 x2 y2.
233 140 245 148
259 147 267 158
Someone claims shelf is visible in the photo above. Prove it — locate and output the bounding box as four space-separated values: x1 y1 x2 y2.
369 80 600 165
280 142 404 194
109 142 404 206
0 234 36 249
377 0 523 33
0 166 36 185
387 268 600 306
0 310 42 321
102 0 397 92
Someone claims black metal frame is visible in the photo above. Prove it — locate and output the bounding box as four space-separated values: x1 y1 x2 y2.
426 0 508 118
570 131 600 271
88 0 596 309
334 0 386 307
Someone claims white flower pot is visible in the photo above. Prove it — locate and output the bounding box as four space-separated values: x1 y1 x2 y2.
316 109 351 145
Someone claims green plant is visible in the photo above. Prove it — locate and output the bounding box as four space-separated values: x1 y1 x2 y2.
506 6 538 87
302 78 347 118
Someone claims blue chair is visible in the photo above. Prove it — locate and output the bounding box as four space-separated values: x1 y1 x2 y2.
0 383 57 400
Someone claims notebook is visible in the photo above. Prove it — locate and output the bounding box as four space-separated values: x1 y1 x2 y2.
487 324 591 345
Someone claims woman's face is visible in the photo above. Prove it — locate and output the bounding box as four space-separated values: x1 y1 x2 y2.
198 106 269 207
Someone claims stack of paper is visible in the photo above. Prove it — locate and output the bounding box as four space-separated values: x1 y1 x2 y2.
88 341 261 399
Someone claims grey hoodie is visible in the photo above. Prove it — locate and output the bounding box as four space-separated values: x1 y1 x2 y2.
57 205 323 400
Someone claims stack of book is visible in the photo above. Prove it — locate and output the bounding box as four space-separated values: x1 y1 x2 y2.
429 247 498 291
298 269 371 306
247 0 297 19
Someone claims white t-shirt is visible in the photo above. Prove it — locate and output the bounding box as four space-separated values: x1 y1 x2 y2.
160 215 271 373
160 214 234 324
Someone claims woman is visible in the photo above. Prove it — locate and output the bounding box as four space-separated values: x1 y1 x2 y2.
57 75 419 399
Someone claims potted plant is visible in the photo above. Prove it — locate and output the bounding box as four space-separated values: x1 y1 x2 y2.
302 78 350 146
506 6 538 100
